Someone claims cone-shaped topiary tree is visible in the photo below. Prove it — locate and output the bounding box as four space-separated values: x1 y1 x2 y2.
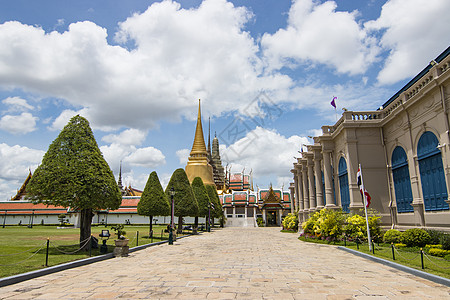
191 177 210 232
26 115 122 248
165 168 198 233
138 171 170 237
206 184 223 224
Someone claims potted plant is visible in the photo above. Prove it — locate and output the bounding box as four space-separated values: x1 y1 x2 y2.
111 224 129 247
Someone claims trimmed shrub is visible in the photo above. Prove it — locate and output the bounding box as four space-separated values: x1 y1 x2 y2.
401 228 431 247
316 209 345 241
440 233 450 250
425 244 443 250
394 243 407 248
429 248 450 257
425 229 444 245
344 211 382 242
282 213 298 231
256 217 264 227
383 229 403 244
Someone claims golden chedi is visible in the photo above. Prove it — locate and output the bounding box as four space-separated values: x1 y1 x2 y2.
185 99 215 186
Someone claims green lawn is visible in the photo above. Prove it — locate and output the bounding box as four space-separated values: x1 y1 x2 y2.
0 225 174 278
298 236 450 279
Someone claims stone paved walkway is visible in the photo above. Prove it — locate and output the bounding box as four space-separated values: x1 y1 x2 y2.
1 227 449 299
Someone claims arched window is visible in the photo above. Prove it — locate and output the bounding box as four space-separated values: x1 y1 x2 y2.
417 131 448 211
391 146 413 212
338 157 350 213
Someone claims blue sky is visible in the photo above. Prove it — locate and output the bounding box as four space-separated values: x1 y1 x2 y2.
0 0 449 200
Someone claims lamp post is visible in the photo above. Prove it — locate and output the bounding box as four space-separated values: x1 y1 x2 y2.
2 210 6 228
169 187 175 245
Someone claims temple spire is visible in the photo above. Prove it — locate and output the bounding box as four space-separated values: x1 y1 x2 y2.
207 117 211 154
118 160 123 190
190 99 207 156
185 99 215 185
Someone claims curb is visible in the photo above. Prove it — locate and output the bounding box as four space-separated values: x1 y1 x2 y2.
0 234 192 288
337 246 450 287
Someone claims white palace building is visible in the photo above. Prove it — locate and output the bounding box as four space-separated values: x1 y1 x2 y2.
290 46 450 230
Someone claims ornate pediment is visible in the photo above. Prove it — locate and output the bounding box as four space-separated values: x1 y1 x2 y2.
262 186 281 204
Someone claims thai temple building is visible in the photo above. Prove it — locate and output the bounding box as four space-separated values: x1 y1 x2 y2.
291 46 450 230
0 98 291 227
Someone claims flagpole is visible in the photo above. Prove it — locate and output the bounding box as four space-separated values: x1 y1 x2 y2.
359 163 372 251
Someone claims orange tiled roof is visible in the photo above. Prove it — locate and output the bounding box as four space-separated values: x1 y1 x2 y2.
0 201 68 215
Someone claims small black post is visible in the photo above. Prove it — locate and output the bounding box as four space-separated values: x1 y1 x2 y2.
89 235 92 257
2 211 6 228
421 248 424 269
151 231 153 243
356 239 359 250
391 243 395 260
344 235 346 247
45 238 50 267
161 230 163 240
372 242 375 255
136 231 139 247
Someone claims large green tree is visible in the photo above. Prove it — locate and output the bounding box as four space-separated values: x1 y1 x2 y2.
206 184 223 221
138 171 170 237
191 177 210 232
26 115 121 247
165 168 198 233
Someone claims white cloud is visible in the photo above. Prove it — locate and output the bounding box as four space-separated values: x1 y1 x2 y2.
220 127 308 178
365 0 450 84
2 96 34 112
124 146 166 167
261 0 380 75
48 109 80 131
0 1 283 130
175 148 190 165
0 112 38 134
102 128 147 146
0 143 45 200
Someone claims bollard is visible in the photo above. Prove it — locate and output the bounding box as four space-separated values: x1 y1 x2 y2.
372 242 375 255
421 248 424 269
45 238 50 267
391 243 395 260
356 240 359 250
344 236 346 247
136 231 139 247
161 230 163 240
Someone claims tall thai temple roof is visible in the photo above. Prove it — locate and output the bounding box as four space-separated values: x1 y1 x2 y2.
190 99 208 157
185 99 215 185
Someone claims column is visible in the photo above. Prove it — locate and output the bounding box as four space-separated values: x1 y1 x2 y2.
291 168 299 212
295 163 304 211
289 184 295 213
301 159 309 213
323 150 336 208
307 153 316 212
313 149 324 210
233 206 236 218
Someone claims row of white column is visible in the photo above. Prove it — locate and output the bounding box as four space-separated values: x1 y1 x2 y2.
290 147 337 223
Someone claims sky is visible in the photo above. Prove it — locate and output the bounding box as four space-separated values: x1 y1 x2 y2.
0 0 449 201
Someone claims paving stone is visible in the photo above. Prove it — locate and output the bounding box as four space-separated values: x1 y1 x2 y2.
1 227 450 299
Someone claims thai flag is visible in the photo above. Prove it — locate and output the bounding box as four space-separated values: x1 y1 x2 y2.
357 165 371 208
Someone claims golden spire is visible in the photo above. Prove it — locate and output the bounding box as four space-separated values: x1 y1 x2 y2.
190 99 207 156
185 99 215 185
